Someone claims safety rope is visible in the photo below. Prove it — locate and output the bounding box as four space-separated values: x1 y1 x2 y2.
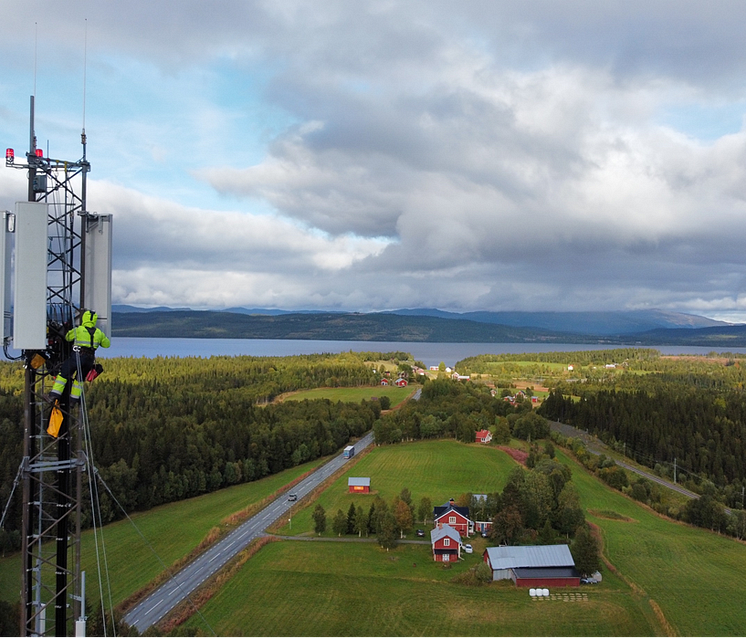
75 351 216 636
0 461 23 529
76 353 116 638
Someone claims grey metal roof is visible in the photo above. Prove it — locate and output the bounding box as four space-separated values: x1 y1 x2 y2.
484 544 575 570
347 477 370 486
430 524 461 545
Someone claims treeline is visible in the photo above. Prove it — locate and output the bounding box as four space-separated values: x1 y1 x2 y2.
552 431 746 541
0 352 393 549
458 348 662 373
539 385 746 492
373 379 522 444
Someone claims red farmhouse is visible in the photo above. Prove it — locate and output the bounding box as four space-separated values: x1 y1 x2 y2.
430 524 461 562
433 499 474 537
475 429 492 443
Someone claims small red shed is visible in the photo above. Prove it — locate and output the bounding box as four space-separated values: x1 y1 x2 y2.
348 477 371 493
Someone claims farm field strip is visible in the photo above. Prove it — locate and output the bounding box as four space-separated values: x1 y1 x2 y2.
280 385 416 404
191 541 657 637
276 440 517 536
205 441 746 636
555 449 746 636
0 457 325 607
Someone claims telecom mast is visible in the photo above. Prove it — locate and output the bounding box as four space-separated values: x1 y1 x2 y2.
4 96 112 637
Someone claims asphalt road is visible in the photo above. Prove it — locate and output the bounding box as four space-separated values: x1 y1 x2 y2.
123 431 375 633
549 421 704 501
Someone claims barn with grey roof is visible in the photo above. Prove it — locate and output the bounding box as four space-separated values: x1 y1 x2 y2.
482 544 580 587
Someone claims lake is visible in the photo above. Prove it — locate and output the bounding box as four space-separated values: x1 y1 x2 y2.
94 338 746 369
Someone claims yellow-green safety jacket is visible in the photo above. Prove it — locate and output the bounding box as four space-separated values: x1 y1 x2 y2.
66 310 111 352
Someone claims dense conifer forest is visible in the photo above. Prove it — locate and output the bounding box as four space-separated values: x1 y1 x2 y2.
4 347 746 551
0 352 405 551
532 353 746 498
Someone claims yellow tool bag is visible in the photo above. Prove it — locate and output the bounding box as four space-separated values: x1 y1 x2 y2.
47 402 63 438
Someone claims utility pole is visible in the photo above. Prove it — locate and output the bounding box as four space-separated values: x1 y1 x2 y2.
6 95 111 637
673 458 677 485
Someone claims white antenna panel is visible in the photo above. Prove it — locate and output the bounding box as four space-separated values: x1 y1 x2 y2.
0 212 12 341
13 202 47 349
84 214 112 337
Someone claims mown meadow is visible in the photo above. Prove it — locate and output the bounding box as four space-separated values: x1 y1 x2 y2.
562 447 746 636
191 541 655 637
274 439 517 536
3 432 744 636
175 439 659 636
181 439 746 636
0 458 325 608
280 384 415 405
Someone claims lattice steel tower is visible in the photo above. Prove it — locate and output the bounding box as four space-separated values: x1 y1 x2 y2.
5 96 112 637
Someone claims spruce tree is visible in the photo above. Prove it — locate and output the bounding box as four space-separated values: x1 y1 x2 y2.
571 524 601 577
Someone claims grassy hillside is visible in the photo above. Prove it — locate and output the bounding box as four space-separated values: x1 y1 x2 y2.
186 440 746 636
0 458 326 607
274 440 517 536
193 541 655 637
280 385 415 405
561 448 746 636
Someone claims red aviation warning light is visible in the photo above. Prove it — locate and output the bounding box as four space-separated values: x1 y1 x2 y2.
5 148 13 165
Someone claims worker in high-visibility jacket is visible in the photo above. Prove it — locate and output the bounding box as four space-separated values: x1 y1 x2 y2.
49 310 110 403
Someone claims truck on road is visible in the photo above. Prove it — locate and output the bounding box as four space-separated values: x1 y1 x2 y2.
343 445 355 459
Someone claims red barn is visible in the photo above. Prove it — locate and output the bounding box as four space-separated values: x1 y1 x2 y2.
433 499 474 537
394 378 408 387
483 545 580 587
430 524 461 562
348 477 371 493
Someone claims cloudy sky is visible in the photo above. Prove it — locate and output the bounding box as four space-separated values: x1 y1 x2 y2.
3 1 746 320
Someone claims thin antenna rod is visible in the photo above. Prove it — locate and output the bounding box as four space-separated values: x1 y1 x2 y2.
82 18 88 131
33 23 38 98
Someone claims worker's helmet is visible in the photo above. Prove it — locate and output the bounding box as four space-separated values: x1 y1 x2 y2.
81 309 98 327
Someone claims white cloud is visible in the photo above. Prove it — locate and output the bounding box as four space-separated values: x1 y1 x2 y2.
3 1 746 314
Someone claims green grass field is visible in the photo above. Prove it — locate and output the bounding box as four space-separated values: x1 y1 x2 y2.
5 436 745 636
275 440 517 537
185 441 746 636
181 440 662 636
0 457 325 608
556 449 746 636
281 385 416 405
188 541 657 637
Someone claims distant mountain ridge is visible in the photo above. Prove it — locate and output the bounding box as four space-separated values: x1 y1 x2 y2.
113 306 728 335
380 308 727 335
110 307 746 346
